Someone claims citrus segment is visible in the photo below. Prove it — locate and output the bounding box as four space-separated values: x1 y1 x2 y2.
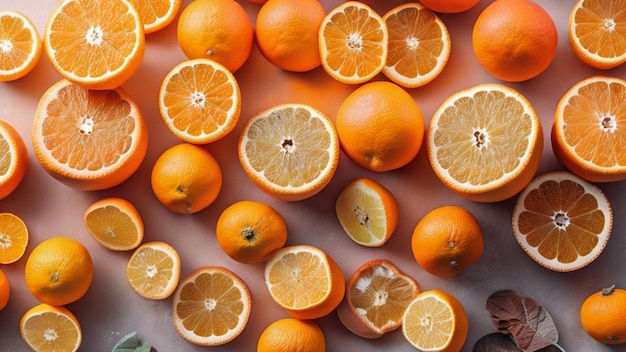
0 120 28 200
126 241 181 300
0 10 42 81
20 303 82 352
128 0 182 34
83 197 144 251
0 212 28 264
257 318 326 352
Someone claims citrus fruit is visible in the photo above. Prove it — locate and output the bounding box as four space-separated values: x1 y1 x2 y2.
512 171 613 272
173 266 251 346
418 0 481 13
128 0 182 34
472 0 558 82
264 244 345 320
580 284 626 344
336 81 424 172
0 267 9 310
215 200 288 264
0 10 42 81
427 83 543 202
255 0 326 72
382 3 451 88
83 197 144 251
335 177 399 247
551 76 626 183
0 119 28 200
176 0 254 73
151 143 223 214
257 318 326 352
20 303 82 352
337 259 420 339
32 79 148 191
0 212 28 264
238 103 339 201
159 58 241 144
126 241 181 300
43 0 145 90
402 289 469 352
569 0 626 70
411 205 484 277
318 1 388 84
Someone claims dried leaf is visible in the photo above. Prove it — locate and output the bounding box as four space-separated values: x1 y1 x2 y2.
473 333 521 351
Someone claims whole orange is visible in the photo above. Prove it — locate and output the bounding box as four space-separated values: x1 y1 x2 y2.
0 267 9 310
255 0 326 72
336 81 424 172
24 237 94 306
472 0 557 82
177 0 254 73
257 318 326 352
580 285 626 344
419 0 480 13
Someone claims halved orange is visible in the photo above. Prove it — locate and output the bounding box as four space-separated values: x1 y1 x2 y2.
0 119 28 200
0 213 28 264
0 10 42 81
128 0 182 34
83 197 144 251
126 241 181 300
20 303 82 352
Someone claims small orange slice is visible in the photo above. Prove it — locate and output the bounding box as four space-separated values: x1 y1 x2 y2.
0 213 28 264
126 241 181 300
83 197 144 251
0 10 42 81
128 0 182 34
0 119 28 200
20 303 82 352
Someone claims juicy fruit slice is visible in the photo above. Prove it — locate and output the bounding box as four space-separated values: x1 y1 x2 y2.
20 303 82 352
551 76 626 182
257 318 326 352
318 1 388 84
159 59 241 144
173 266 251 346
0 120 28 200
0 10 42 81
335 178 399 247
128 0 182 34
402 289 469 352
382 3 451 88
126 241 181 300
512 171 612 272
264 245 345 320
427 83 543 202
32 79 148 191
238 104 339 201
43 0 145 90
337 259 420 339
83 197 144 251
0 212 28 264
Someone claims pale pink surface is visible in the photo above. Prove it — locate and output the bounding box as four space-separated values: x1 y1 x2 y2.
1 0 625 351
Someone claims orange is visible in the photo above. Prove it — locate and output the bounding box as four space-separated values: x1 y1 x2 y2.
257 318 326 352
0 267 9 310
512 171 613 272
215 200 288 264
43 0 145 90
20 303 82 352
32 79 148 191
551 76 626 183
337 259 420 339
238 103 340 201
402 289 469 352
336 81 424 172
382 3 451 88
0 10 42 81
255 0 326 72
126 241 181 300
411 205 484 277
0 212 28 264
159 58 241 144
569 0 626 70
418 0 481 13
580 284 626 344
151 143 223 214
176 0 254 73
335 177 399 247
128 0 182 34
264 244 345 320
472 0 558 82
0 119 28 200
318 1 388 84
173 266 251 346
427 83 543 202
83 197 144 251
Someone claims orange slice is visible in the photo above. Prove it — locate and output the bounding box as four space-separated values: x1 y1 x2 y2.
238 103 340 201
43 0 145 90
20 303 82 352
264 244 345 320
0 213 28 264
551 75 626 183
427 83 543 202
0 119 28 200
337 259 420 339
569 0 626 69
32 79 148 191
126 241 181 300
382 3 451 88
512 171 613 272
159 59 241 144
128 0 182 34
318 1 388 84
83 197 144 251
173 266 251 346
0 10 42 81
